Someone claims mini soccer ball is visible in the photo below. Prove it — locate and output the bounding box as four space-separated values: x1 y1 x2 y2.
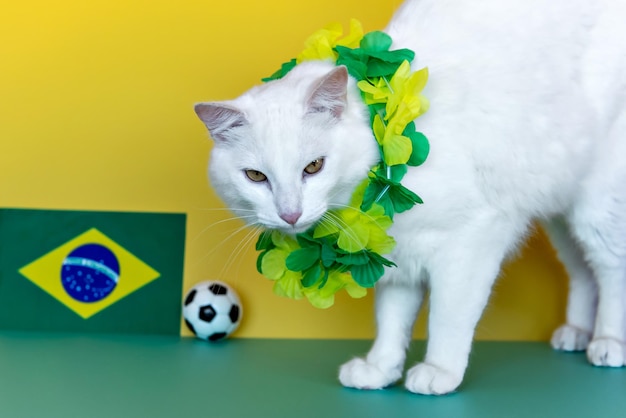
183 280 242 341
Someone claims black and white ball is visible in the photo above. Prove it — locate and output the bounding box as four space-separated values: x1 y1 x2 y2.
183 281 242 341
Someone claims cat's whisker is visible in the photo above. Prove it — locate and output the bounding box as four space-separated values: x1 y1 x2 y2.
191 207 257 213
217 225 260 278
190 214 257 244
218 225 262 281
330 203 387 226
322 211 350 233
322 211 364 250
190 222 257 268
234 225 264 281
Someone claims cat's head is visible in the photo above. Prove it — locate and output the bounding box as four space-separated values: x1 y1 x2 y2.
195 61 379 234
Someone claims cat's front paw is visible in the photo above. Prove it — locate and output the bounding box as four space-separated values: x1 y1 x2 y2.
587 338 626 367
551 324 592 352
338 357 401 390
404 363 462 395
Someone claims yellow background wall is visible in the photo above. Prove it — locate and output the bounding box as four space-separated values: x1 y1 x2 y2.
1 0 568 340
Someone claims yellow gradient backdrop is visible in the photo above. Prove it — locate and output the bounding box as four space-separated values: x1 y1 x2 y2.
0 0 567 339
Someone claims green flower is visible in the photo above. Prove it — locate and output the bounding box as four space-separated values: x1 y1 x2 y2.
361 164 423 218
313 203 394 254
335 31 415 80
258 232 305 300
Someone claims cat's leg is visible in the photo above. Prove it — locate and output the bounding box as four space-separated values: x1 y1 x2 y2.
404 218 522 395
542 217 596 352
569 118 626 367
339 281 424 390
570 192 626 366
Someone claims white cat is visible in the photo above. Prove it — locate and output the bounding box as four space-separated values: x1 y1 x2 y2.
194 0 626 394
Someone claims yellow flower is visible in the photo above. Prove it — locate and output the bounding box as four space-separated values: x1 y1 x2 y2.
357 77 391 104
335 19 364 49
313 203 395 254
273 270 305 300
297 19 364 63
357 62 429 116
385 62 429 121
372 113 413 166
361 204 395 255
303 270 367 309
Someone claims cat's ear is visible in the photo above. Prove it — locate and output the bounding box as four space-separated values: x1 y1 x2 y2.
194 102 248 142
306 66 348 119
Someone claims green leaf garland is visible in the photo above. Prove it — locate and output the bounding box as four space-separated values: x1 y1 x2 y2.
255 20 430 308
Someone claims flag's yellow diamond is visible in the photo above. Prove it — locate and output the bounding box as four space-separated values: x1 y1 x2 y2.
19 228 160 319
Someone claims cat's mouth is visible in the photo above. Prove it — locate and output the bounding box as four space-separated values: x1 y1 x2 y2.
278 222 315 235
266 217 318 235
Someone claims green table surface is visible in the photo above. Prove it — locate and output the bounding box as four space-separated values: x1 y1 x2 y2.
0 332 624 418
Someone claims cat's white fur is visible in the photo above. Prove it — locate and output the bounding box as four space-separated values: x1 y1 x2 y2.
195 0 626 394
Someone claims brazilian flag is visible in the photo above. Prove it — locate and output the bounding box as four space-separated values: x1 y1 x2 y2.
0 209 185 335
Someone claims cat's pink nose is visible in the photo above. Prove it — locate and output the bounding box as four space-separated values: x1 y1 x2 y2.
280 211 302 226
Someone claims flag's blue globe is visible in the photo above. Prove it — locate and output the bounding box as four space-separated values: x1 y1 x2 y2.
61 243 120 303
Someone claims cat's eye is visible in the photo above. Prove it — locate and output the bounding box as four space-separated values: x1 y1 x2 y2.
245 169 267 182
304 158 324 175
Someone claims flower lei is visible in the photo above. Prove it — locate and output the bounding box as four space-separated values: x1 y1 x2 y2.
256 19 429 308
